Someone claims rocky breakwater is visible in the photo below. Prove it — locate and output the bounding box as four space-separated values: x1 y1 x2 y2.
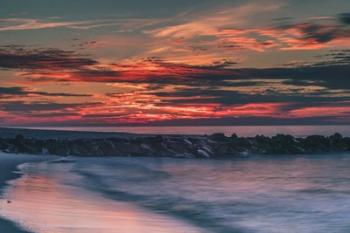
1 132 350 158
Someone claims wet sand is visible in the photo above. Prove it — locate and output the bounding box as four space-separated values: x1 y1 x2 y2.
0 157 207 233
0 153 50 233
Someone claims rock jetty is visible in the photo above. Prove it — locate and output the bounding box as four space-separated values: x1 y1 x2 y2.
0 128 350 158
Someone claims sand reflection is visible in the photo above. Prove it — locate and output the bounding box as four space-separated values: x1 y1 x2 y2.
0 162 205 233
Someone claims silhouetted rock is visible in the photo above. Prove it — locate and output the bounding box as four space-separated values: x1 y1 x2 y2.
0 128 350 158
208 133 227 141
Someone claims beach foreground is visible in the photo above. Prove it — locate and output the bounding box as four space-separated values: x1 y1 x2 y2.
0 153 49 233
1 154 350 232
0 154 208 233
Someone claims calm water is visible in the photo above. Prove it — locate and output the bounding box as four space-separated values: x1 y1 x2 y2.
2 155 350 233
24 125 350 137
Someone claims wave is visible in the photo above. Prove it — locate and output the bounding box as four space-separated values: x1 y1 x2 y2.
3 155 350 233
0 159 209 233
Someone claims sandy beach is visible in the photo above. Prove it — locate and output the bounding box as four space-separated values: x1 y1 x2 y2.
0 155 208 233
0 153 49 233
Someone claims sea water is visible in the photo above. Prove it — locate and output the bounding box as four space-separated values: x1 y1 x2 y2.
2 154 350 233
22 125 350 137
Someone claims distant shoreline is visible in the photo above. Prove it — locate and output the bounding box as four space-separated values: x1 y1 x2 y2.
1 127 350 158
3 125 350 138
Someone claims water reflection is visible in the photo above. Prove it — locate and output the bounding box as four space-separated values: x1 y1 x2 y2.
0 162 206 233
2 155 350 233
75 156 350 233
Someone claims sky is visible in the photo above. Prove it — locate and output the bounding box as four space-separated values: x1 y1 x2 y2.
0 0 350 126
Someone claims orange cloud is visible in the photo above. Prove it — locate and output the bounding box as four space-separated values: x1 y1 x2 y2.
289 106 350 118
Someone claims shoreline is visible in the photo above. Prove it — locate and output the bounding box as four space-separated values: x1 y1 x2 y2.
0 156 208 233
0 153 50 233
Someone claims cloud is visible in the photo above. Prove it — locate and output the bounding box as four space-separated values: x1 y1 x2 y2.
296 23 339 43
1 45 350 126
0 101 102 125
275 22 350 50
0 18 153 31
148 3 282 39
339 13 350 25
0 46 97 71
144 7 350 55
0 101 85 112
0 18 79 31
4 45 349 94
2 3 350 126
16 54 233 83
0 86 91 98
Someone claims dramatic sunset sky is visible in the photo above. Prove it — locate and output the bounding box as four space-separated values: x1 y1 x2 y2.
0 0 350 126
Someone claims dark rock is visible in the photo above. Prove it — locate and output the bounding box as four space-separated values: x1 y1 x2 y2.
208 133 227 141
0 130 349 158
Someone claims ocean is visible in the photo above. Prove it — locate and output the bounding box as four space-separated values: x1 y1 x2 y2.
1 154 350 233
21 125 350 137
